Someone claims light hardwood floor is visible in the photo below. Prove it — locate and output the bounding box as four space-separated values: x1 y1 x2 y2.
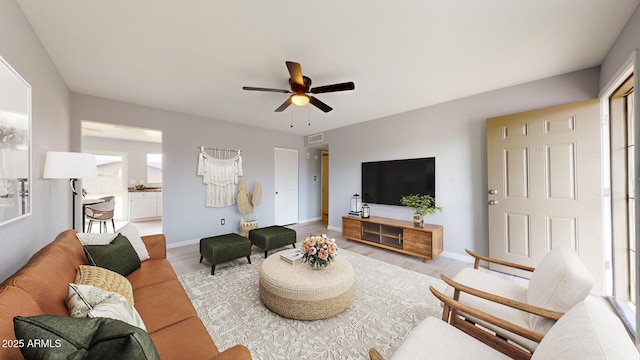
166 220 475 280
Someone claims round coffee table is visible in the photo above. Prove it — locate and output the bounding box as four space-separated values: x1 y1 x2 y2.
259 249 355 320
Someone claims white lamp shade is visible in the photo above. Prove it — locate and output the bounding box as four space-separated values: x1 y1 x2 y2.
43 151 98 179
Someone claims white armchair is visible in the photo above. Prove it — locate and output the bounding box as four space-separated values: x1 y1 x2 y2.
446 246 594 352
370 287 638 360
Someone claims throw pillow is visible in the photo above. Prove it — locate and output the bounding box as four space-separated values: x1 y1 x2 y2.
116 223 150 261
83 233 141 276
75 232 117 245
14 315 159 360
75 265 134 305
66 283 146 331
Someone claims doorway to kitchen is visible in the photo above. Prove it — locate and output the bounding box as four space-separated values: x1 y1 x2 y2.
81 121 163 235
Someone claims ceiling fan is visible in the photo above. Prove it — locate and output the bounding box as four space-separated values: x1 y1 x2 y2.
242 61 355 113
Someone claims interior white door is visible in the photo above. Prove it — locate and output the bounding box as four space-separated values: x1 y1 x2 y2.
487 99 605 294
274 147 299 225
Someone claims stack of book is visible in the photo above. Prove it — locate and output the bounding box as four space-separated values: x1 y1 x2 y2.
348 211 362 217
280 249 304 264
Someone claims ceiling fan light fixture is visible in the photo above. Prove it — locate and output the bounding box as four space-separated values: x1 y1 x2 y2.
291 93 310 106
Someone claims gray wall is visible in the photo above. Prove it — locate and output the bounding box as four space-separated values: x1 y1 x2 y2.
71 93 322 245
324 68 600 257
82 136 162 187
600 3 640 91
0 1 72 280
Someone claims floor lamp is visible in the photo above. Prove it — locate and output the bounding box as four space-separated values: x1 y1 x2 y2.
44 151 98 230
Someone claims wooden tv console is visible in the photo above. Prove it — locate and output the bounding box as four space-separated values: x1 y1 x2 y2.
342 216 443 262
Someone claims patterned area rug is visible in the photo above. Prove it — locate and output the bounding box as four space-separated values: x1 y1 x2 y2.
178 249 446 359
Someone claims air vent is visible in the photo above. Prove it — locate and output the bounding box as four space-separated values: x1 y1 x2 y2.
307 133 324 144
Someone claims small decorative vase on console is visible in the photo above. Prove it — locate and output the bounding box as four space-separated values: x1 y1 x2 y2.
413 213 424 227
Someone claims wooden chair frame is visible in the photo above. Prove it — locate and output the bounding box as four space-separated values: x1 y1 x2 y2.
465 248 536 272
439 275 562 360
368 285 549 360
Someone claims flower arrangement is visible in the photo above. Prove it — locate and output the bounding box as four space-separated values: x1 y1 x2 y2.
301 234 338 268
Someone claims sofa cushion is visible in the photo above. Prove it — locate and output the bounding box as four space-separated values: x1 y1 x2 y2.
53 230 89 266
14 315 159 360
150 316 221 359
133 280 197 333
84 233 141 276
527 246 593 332
127 258 178 290
117 223 150 261
66 283 146 331
0 286 44 360
76 265 134 304
532 301 638 359
7 245 78 316
391 316 511 360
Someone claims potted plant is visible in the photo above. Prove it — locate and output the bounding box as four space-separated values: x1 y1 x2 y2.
400 194 442 226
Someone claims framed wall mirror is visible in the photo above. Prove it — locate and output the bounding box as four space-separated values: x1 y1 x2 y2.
0 56 31 226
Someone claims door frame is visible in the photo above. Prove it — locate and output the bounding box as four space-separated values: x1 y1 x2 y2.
321 151 329 222
599 50 638 298
599 50 640 345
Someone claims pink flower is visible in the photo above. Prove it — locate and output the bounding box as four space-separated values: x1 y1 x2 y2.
328 245 337 255
308 247 317 255
319 249 329 260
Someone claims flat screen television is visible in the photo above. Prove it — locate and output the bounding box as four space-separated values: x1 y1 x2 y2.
361 157 435 206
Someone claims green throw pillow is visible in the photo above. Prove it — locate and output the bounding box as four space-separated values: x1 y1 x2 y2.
13 315 159 360
83 233 141 276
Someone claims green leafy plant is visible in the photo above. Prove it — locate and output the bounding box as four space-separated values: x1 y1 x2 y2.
400 194 442 216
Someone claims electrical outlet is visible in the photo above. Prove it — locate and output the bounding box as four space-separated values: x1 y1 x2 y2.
221 218 225 226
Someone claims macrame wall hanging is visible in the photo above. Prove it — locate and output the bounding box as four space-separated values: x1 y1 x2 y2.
196 146 242 207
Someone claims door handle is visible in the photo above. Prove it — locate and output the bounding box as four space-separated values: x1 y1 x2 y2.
488 200 498 205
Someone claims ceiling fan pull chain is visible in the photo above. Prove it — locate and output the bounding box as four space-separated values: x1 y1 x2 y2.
308 105 311 126
290 109 293 128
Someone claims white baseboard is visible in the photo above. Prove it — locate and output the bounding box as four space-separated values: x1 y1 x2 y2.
298 217 322 224
440 251 475 263
327 224 341 232
166 238 200 249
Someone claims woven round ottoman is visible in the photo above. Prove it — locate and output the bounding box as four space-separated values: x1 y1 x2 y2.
259 249 355 320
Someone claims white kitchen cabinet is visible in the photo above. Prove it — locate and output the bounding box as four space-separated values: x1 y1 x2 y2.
129 191 162 220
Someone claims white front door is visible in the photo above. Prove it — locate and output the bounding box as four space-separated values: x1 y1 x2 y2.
274 147 299 225
487 99 605 294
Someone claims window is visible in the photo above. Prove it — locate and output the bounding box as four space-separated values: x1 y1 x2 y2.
146 153 162 184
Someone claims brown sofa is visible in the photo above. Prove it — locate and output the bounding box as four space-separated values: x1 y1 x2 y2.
0 229 252 360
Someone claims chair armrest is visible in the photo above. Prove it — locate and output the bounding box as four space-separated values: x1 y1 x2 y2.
441 274 563 321
465 249 536 272
369 348 385 360
141 234 167 259
430 286 542 360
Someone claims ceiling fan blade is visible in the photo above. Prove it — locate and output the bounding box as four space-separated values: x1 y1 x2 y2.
309 96 333 113
286 61 304 87
274 97 292 112
242 86 291 93
309 81 355 94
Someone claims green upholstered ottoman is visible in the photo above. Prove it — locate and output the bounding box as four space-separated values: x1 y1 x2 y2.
249 226 297 258
199 233 252 275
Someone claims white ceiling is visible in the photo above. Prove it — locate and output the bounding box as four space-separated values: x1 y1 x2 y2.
17 0 640 136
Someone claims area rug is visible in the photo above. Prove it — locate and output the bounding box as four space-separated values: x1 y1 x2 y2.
178 249 446 359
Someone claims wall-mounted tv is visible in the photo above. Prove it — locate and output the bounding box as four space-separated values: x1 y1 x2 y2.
361 157 435 206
